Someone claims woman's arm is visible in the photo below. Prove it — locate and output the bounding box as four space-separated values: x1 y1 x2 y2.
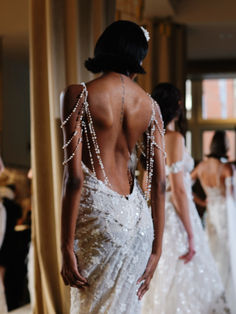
60 85 88 288
191 164 199 182
137 103 166 300
193 193 207 207
167 132 195 263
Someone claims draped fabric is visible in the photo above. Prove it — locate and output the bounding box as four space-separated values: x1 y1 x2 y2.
30 0 71 312
29 0 115 313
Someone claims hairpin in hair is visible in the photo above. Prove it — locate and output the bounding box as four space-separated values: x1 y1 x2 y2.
140 26 150 42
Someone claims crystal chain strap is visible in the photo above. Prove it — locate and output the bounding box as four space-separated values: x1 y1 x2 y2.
83 90 111 187
61 83 111 188
61 84 165 197
143 97 166 201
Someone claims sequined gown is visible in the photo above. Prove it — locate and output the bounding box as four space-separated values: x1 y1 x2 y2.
204 177 236 313
61 83 164 314
142 150 229 314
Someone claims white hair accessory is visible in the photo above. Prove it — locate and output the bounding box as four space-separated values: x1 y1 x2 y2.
140 26 150 42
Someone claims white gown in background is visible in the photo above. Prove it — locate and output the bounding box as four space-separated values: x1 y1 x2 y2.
205 173 236 313
142 150 229 314
61 83 164 314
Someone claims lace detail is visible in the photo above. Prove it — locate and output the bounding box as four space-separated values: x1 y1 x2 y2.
71 164 153 314
141 96 166 201
142 150 230 314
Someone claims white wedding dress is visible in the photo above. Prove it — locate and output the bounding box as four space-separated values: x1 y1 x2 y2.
142 150 229 314
61 83 165 314
70 163 153 314
204 174 236 313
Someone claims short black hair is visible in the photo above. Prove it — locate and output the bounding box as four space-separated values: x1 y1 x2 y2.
207 130 229 160
152 83 182 128
85 20 148 75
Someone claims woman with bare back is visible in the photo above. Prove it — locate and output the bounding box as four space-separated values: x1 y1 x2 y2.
191 130 236 313
60 21 165 314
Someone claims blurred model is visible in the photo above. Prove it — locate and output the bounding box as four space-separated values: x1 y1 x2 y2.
142 83 229 314
192 130 236 313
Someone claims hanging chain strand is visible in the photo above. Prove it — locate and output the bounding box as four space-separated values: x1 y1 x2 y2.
61 83 111 187
144 96 166 201
120 75 125 124
61 83 166 199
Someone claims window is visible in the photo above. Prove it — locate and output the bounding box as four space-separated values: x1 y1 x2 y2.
186 131 192 155
185 76 236 161
185 79 192 119
202 78 236 120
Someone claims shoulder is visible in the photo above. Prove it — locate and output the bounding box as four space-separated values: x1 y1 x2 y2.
193 160 205 176
165 131 184 148
222 162 233 178
61 84 85 102
165 131 184 164
60 84 86 118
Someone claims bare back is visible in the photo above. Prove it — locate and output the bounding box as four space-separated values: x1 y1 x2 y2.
61 72 154 195
192 158 233 195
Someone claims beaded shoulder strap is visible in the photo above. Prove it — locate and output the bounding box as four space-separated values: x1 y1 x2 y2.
61 83 111 187
138 96 166 201
61 83 86 165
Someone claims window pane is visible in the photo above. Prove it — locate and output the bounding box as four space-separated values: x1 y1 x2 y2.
202 130 235 161
185 79 192 119
202 79 236 119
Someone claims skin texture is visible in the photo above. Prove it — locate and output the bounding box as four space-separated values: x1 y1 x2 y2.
165 121 195 264
60 72 165 299
191 157 233 197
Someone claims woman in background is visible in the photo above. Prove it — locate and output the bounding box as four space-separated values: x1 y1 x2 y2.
142 83 228 314
191 130 236 313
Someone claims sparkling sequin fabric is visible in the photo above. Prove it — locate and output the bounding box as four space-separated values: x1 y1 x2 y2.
70 163 154 314
142 150 229 314
205 178 236 313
